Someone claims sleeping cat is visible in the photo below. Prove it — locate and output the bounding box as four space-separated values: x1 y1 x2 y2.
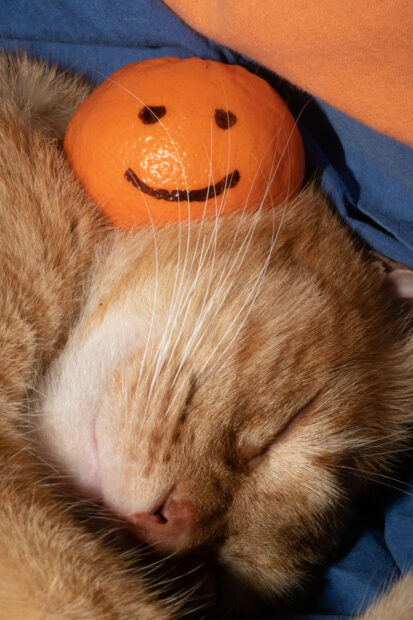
0 54 412 618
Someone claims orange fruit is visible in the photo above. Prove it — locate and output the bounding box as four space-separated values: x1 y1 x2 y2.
64 57 304 229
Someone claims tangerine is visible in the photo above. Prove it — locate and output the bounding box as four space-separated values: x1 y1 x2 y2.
64 57 304 229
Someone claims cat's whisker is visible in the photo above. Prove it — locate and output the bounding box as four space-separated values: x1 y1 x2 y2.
348 428 412 448
160 162 218 385
27 384 48 399
177 201 262 362
99 77 199 428
150 125 230 400
160 157 286 419
197 193 286 381
216 83 233 219
135 194 160 435
142 196 196 426
150 562 205 589
130 89 298 421
164 119 224 341
359 446 412 458
187 129 287 318
154 89 252 388
330 463 413 497
356 565 399 618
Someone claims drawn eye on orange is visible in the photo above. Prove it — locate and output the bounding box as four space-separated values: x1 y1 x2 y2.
64 57 305 229
138 105 167 124
137 105 237 129
214 109 237 129
127 105 240 202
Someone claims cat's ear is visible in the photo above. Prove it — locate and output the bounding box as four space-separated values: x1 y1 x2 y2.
369 251 413 300
384 269 413 300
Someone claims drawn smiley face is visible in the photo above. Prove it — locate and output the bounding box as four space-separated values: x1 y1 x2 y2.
125 105 240 203
64 58 304 229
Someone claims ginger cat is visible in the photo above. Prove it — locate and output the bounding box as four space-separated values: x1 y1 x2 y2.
0 54 412 618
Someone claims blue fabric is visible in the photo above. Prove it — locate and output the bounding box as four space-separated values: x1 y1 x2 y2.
1 1 412 617
312 103 413 268
0 0 240 80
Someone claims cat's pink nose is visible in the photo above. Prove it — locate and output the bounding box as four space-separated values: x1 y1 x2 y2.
124 486 197 552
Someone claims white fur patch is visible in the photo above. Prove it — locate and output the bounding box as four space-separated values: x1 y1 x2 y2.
39 293 154 494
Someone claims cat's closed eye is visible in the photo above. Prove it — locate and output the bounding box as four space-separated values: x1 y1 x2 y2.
236 392 321 470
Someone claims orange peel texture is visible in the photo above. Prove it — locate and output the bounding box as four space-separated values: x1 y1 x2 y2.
64 57 305 229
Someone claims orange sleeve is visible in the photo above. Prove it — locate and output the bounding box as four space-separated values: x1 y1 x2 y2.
164 0 413 146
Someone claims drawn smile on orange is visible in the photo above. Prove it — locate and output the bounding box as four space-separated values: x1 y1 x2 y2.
124 167 240 203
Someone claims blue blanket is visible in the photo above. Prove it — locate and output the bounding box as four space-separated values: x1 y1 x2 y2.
1 1 412 617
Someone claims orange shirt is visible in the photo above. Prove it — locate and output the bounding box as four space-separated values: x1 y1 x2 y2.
164 1 413 146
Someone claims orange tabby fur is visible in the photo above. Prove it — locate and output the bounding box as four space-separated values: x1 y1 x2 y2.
0 55 176 619
0 54 412 618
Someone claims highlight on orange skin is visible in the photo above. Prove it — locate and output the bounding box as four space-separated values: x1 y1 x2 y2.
64 57 305 229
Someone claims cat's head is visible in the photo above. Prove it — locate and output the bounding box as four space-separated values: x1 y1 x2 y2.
39 186 413 599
